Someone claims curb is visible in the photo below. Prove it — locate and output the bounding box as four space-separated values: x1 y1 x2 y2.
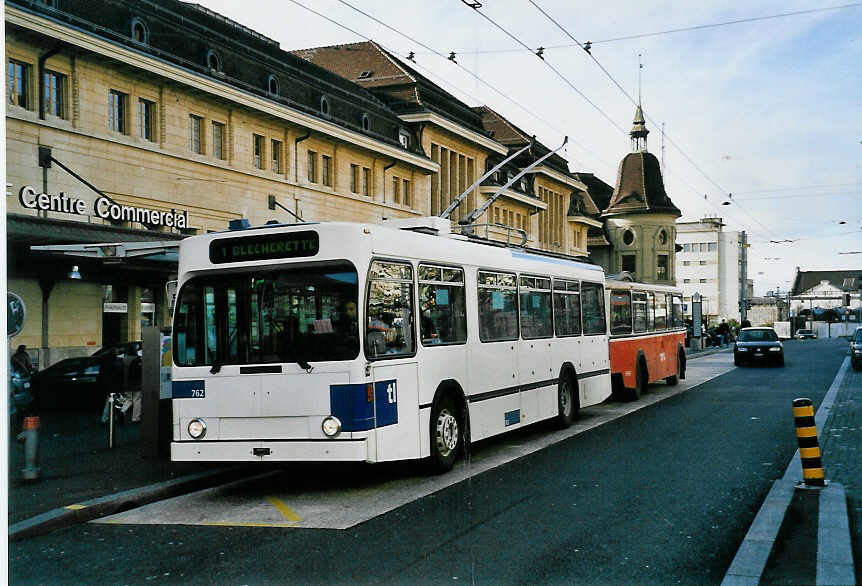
685 346 732 360
8 466 251 542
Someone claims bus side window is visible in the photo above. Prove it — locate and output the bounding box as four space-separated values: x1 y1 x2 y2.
366 260 415 358
610 290 632 335
418 264 467 346
553 279 581 336
632 292 648 333
478 271 518 342
655 293 668 330
581 282 606 335
646 292 655 331
519 276 552 339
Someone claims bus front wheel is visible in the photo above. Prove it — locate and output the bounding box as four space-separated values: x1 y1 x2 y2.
555 373 579 428
429 395 461 473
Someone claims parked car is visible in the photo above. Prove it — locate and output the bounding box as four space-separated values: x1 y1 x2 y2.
734 327 784 366
851 327 862 371
32 341 142 411
794 328 817 340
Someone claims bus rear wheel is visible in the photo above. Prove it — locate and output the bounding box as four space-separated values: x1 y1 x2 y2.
665 351 682 386
555 374 579 428
429 395 461 473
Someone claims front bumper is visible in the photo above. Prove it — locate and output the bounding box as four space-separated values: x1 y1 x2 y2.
171 439 368 462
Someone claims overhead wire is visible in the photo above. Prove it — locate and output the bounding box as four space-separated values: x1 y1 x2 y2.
415 3 862 55
526 0 792 242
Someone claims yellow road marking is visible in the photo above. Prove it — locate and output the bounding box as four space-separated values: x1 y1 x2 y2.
266 496 302 522
201 521 299 528
64 504 87 510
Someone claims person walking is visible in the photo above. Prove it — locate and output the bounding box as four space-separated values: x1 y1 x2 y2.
11 344 33 375
717 319 730 347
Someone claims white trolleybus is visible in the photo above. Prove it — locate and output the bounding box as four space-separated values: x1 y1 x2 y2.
170 217 611 471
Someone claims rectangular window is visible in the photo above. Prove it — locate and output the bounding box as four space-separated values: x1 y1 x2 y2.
581 282 606 335
362 167 370 196
272 140 282 173
708 242 717 252
683 278 691 284
683 243 690 252
392 176 400 204
657 255 669 281
366 261 415 358
553 280 581 336
671 295 684 328
699 243 707 252
655 294 668 330
212 122 225 160
646 292 655 330
419 265 467 346
519 276 552 339
350 164 359 193
8 60 30 108
253 134 264 169
477 271 518 342
622 254 636 273
322 155 331 186
683 261 690 266
138 98 155 141
402 179 411 207
44 70 65 118
699 278 707 284
632 292 648 333
307 151 317 183
610 291 632 335
699 260 707 266
109 90 128 134
189 115 204 154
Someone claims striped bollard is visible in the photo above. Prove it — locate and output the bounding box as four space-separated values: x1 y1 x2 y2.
792 398 825 487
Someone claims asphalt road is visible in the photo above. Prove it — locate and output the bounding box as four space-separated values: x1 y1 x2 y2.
9 338 849 585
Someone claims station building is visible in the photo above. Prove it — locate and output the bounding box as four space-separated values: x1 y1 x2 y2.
5 0 609 368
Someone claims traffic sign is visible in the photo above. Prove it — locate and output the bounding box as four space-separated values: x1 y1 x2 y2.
7 292 26 337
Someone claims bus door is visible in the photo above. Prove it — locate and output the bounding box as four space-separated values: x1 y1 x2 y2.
517 276 554 423
579 282 610 405
364 259 420 462
370 361 419 461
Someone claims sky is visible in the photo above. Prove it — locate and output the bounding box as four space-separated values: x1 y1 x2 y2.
196 0 862 295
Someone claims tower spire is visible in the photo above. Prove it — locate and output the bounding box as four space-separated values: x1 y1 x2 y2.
631 54 648 153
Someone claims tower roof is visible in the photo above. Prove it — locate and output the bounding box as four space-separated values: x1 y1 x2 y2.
630 105 648 140
603 151 681 218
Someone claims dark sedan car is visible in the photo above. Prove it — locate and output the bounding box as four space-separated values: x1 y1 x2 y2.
32 341 142 411
734 327 784 366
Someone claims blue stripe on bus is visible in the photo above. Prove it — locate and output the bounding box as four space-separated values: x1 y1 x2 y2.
329 380 398 432
510 251 604 271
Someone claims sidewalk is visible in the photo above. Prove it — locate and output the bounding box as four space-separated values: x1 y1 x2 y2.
7 407 250 540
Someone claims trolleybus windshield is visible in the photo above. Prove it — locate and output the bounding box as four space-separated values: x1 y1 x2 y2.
173 260 359 366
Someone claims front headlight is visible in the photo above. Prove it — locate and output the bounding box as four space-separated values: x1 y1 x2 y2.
769 347 781 352
187 418 207 439
321 416 342 437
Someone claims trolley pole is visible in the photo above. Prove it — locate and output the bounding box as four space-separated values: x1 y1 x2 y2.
792 398 825 487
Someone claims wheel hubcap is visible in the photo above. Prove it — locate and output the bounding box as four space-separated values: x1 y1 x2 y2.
435 409 458 457
560 382 572 416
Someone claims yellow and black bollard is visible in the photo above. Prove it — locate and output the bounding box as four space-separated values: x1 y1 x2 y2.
792 398 825 487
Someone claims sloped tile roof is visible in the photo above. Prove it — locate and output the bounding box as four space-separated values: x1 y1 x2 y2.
603 152 681 218
791 270 862 295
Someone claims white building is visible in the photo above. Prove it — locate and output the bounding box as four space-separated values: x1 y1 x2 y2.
675 216 752 324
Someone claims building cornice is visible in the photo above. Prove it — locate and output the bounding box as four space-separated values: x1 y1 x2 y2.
6 6 438 173
398 112 508 155
567 215 603 228
478 186 547 211
525 165 585 190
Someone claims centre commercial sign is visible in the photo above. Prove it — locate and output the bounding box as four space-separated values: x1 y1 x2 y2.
18 185 189 229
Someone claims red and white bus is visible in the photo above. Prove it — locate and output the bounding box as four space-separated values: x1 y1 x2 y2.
606 280 686 400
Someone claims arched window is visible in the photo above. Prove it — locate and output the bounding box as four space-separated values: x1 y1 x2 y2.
658 229 668 245
361 113 370 131
131 17 148 44
267 74 279 95
320 96 329 116
206 49 222 72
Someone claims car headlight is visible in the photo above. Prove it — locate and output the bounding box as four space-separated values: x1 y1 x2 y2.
187 418 207 439
321 416 342 437
769 347 781 352
737 347 748 352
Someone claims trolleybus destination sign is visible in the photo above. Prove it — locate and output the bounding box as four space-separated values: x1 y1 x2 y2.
209 231 319 264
